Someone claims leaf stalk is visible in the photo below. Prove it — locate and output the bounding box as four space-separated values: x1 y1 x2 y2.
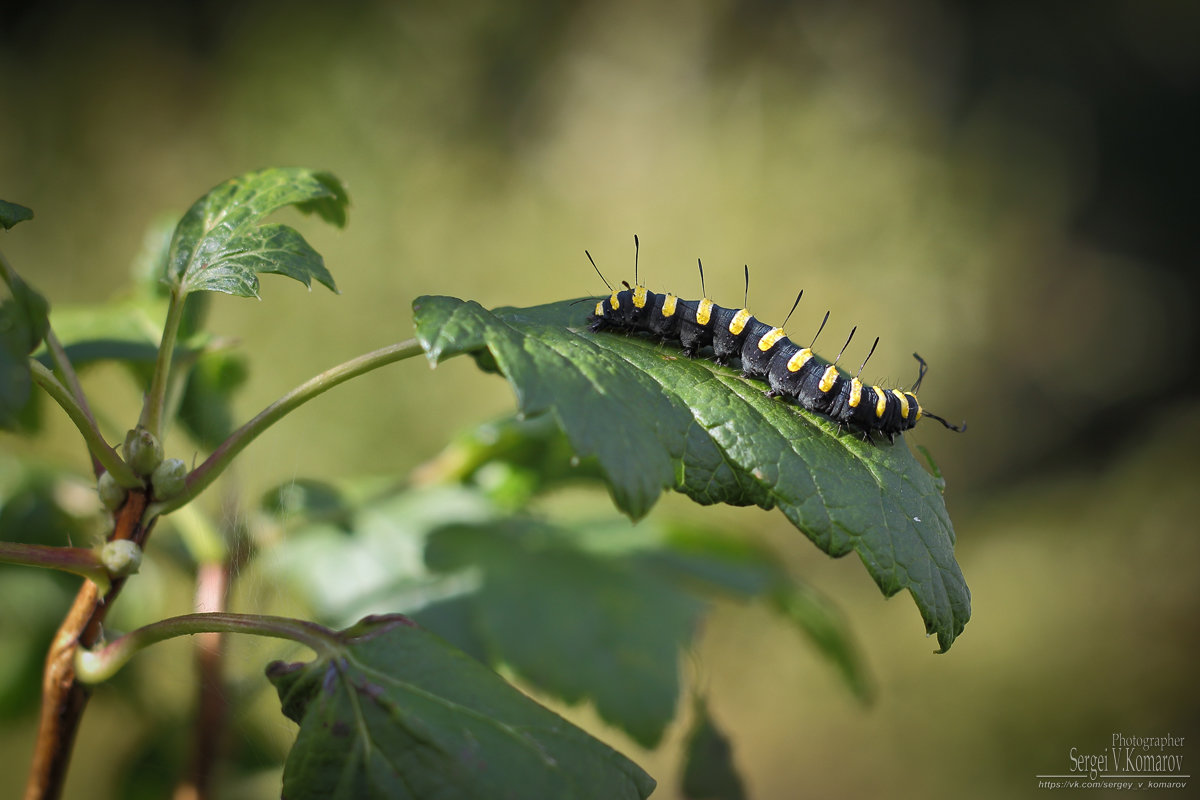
28 361 141 488
75 612 340 684
149 338 424 517
0 542 111 592
139 286 187 439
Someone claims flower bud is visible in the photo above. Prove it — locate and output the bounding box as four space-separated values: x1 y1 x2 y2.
97 471 126 512
100 540 142 578
124 427 163 476
151 458 187 500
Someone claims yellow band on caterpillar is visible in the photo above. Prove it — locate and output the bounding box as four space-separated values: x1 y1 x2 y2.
608 291 620 310
892 390 910 419
872 386 887 418
758 327 786 351
848 377 863 408
594 300 605 316
786 348 814 372
661 294 678 317
696 298 714 325
819 365 838 393
633 286 648 309
729 308 751 335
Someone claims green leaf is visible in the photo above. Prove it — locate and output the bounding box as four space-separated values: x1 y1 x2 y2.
266 480 697 745
0 200 33 230
3 276 50 350
407 595 491 664
266 614 655 800
412 296 970 652
680 696 747 800
165 168 347 298
426 521 703 748
0 275 50 429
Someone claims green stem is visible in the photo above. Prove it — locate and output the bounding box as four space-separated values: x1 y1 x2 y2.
75 612 340 684
4 248 109 481
43 329 104 478
0 541 109 589
29 361 142 488
139 287 187 439
149 338 425 518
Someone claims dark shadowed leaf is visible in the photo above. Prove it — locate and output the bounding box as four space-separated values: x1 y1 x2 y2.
0 311 33 429
0 273 50 429
412 296 969 652
425 520 703 748
177 350 248 448
266 614 655 800
0 200 33 229
681 696 746 800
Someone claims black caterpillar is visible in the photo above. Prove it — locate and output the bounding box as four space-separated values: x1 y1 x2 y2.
586 237 965 442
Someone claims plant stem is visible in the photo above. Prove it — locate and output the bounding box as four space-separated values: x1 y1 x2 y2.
149 338 424 518
76 612 339 684
28 361 141 489
25 489 153 800
43 329 104 478
0 542 110 590
139 286 187 439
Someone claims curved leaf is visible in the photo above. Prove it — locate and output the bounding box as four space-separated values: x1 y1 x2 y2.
681 696 746 800
165 168 347 298
412 296 970 652
0 273 50 429
0 199 33 230
425 520 702 748
267 614 655 800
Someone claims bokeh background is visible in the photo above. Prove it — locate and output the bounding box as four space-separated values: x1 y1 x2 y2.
2 1 1198 798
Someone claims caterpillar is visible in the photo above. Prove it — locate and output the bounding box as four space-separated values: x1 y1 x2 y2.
585 237 965 442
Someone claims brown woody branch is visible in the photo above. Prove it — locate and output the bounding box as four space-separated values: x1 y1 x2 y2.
25 490 156 800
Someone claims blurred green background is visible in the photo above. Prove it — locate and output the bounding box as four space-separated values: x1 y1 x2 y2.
2 1 1198 798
